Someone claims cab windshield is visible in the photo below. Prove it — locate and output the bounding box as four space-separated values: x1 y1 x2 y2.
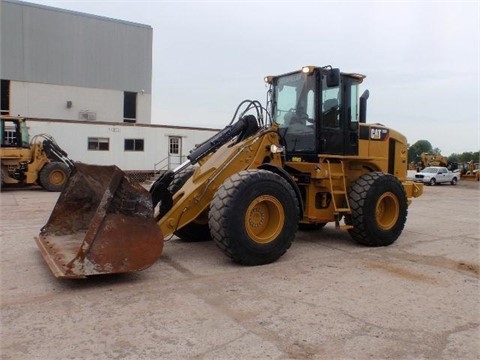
273 72 315 126
273 72 316 153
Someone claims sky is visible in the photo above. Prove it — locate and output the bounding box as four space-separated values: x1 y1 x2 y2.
24 0 479 156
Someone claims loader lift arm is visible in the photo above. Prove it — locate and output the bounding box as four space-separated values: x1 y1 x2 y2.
150 113 260 212
41 136 76 172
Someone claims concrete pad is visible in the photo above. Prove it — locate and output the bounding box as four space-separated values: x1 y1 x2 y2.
0 181 479 359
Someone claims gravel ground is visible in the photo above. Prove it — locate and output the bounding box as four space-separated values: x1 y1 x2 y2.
1 179 479 359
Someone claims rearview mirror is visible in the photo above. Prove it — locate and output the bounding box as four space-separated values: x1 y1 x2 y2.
326 68 340 87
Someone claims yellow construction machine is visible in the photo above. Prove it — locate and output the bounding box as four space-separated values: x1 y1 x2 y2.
409 152 456 172
1 116 74 191
460 160 480 181
420 152 449 168
35 66 423 279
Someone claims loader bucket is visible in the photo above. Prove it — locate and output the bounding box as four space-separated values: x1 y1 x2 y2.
35 163 164 279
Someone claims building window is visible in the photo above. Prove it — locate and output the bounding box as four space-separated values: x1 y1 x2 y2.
125 138 144 151
124 92 137 123
1 80 10 115
88 137 109 151
169 137 181 155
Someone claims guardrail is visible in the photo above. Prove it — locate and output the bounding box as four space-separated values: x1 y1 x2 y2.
153 155 187 175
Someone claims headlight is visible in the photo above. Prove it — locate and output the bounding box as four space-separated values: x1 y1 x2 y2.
264 76 273 84
302 66 315 74
269 144 284 154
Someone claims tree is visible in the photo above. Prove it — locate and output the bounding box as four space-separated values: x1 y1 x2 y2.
447 151 479 168
458 151 480 164
408 140 433 162
448 153 459 163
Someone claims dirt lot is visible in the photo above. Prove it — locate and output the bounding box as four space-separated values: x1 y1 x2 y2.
1 180 479 359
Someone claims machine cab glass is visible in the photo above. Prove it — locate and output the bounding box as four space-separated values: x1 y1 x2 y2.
272 67 362 159
0 118 30 148
274 72 316 155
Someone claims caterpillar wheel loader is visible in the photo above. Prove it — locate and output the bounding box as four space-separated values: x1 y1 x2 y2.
460 160 480 181
1 116 74 191
418 152 457 171
35 65 423 279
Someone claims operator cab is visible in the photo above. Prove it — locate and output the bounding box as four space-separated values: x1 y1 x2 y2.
267 66 365 161
0 117 30 148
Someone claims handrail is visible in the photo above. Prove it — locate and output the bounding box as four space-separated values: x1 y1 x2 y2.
153 155 188 174
153 157 168 175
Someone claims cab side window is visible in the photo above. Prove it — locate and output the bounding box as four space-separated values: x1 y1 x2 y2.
1 120 19 147
349 84 359 130
322 87 340 129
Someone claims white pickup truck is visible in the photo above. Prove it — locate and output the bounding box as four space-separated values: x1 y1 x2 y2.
414 166 459 186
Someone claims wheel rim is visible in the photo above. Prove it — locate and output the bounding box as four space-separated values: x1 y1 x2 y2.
375 192 399 231
49 170 66 186
245 195 284 244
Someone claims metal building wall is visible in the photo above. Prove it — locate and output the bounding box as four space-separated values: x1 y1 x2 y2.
1 0 152 93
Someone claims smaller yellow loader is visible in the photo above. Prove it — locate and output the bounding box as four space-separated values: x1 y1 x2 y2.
1 116 73 191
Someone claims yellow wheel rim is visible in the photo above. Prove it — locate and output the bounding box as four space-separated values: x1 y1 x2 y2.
375 192 399 231
245 195 285 244
49 170 66 186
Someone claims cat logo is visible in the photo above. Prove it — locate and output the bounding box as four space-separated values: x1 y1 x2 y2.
370 127 389 141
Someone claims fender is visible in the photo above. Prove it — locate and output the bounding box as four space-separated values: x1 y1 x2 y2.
259 163 304 219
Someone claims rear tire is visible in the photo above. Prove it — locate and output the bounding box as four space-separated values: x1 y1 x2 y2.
209 170 299 265
347 172 407 247
167 167 211 242
39 162 70 192
450 177 457 185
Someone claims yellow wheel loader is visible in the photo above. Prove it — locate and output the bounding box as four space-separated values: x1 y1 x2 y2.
419 152 449 168
35 66 423 279
1 116 74 191
460 160 480 181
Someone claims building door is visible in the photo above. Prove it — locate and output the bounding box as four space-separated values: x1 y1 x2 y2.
168 136 182 170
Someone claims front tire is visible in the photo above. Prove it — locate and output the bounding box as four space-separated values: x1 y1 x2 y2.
209 170 299 265
347 172 408 247
39 162 70 192
429 178 436 186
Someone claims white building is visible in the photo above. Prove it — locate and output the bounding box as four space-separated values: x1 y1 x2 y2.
1 0 218 174
26 118 218 174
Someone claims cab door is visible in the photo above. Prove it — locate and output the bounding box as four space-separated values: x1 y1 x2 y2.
319 76 359 156
319 84 343 155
